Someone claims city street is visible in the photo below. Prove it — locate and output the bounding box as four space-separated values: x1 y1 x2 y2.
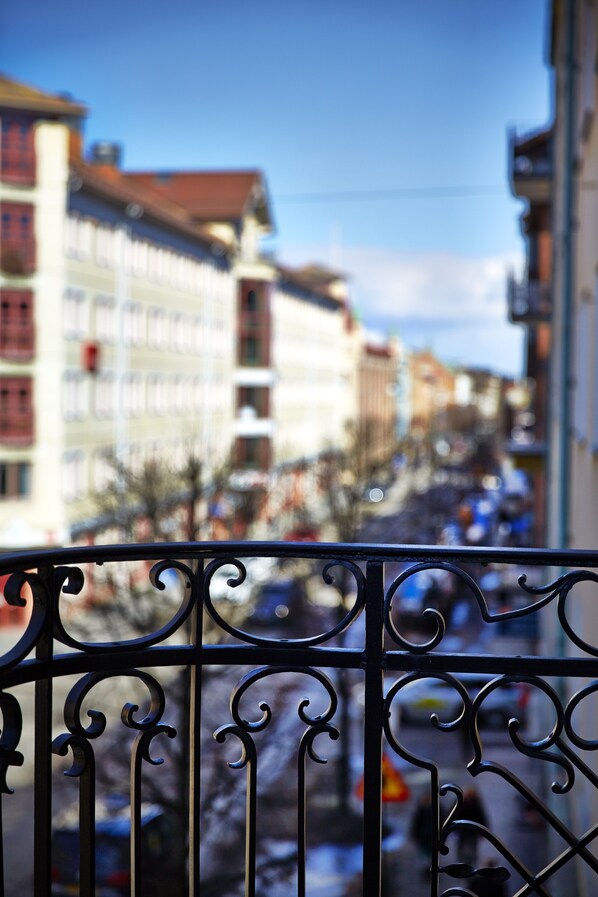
0 466 545 896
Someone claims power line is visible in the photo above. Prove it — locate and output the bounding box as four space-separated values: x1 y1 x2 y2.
275 184 507 204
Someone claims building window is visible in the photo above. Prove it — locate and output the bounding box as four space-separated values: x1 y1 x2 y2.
93 448 113 492
238 280 270 366
239 336 261 365
147 375 168 416
94 294 117 343
172 376 187 413
123 373 144 417
132 239 148 277
148 307 168 349
0 376 34 445
170 312 189 352
63 288 88 339
94 373 114 419
1 116 35 186
63 371 87 421
0 289 34 360
123 302 145 347
238 385 269 418
0 202 35 275
62 450 86 502
65 215 92 260
235 436 270 469
96 225 116 268
245 288 260 313
0 462 31 499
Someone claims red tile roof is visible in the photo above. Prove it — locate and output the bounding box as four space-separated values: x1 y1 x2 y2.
71 159 226 253
122 170 273 229
0 74 86 117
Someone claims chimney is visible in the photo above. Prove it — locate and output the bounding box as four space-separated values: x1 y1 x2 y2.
89 141 123 175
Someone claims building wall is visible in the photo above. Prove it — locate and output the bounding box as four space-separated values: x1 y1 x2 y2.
547 0 598 553
1 108 239 543
357 341 397 466
61 203 237 528
0 75 389 547
271 282 347 463
409 349 455 447
545 5 598 892
0 119 71 542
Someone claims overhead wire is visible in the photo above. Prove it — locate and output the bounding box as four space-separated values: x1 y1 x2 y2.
275 184 507 204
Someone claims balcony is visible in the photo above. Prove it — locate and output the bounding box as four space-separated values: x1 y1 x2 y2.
0 242 36 277
508 127 552 204
507 275 551 324
1 540 598 895
0 323 35 361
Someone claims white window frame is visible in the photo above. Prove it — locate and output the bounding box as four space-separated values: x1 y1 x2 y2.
64 215 92 260
62 450 86 502
63 288 88 339
123 373 144 417
94 372 115 419
96 224 116 268
63 370 88 421
94 294 117 344
123 301 145 347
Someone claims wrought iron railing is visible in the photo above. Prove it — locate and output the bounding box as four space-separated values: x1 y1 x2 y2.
1 540 598 896
507 275 552 324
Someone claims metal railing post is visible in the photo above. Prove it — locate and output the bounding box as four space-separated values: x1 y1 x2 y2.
362 560 385 896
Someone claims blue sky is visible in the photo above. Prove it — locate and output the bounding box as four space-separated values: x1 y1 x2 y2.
1 0 551 374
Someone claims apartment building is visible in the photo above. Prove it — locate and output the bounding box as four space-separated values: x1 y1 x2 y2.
513 5 598 891
0 75 364 544
506 125 552 545
409 348 456 460
0 77 238 545
357 336 398 469
272 264 352 465
122 175 358 485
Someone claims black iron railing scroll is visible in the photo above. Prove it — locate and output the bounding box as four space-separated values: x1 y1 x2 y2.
0 542 597 895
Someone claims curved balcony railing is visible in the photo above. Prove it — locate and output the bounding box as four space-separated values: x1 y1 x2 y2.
1 540 598 895
507 275 552 324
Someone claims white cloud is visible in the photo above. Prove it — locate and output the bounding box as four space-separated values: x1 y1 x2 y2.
280 244 525 375
346 247 522 323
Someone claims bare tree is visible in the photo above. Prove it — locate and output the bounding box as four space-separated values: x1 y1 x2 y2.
319 419 397 543
86 447 236 544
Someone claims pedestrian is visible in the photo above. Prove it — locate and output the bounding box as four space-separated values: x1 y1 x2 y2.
456 787 488 867
410 791 435 878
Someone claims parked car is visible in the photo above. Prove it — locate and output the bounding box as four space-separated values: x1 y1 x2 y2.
51 799 185 897
393 673 528 730
247 578 306 629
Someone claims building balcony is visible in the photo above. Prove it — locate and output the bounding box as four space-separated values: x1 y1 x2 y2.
508 127 552 203
0 324 35 361
234 409 275 437
2 540 598 895
0 410 34 445
0 242 36 277
507 275 551 324
504 436 547 474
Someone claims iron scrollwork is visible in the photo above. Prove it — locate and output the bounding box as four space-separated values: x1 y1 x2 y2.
214 665 339 897
0 543 598 896
204 556 365 646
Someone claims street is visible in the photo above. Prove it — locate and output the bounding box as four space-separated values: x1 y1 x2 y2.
0 466 546 896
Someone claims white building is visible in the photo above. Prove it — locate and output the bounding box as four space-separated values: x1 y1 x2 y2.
0 76 237 544
0 75 363 543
